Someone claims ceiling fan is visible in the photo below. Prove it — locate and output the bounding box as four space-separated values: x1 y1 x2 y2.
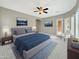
34 7 48 14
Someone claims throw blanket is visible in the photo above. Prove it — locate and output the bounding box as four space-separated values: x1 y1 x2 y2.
14 33 50 54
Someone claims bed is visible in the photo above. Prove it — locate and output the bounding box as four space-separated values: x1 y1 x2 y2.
11 27 67 59
14 33 51 59
13 32 51 59
14 33 50 54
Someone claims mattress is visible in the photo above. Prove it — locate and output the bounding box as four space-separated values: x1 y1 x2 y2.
14 33 50 54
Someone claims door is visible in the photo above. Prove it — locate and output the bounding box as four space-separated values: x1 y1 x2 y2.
57 16 63 35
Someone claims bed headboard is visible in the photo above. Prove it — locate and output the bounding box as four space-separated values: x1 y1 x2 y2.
11 27 32 35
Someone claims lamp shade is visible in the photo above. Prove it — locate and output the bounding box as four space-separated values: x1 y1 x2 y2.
2 27 11 37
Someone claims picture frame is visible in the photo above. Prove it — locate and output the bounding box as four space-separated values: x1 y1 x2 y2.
44 20 53 27
16 17 28 26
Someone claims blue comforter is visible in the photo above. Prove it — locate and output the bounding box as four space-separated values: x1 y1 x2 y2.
14 33 50 54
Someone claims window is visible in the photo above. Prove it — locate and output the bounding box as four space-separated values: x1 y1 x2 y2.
71 11 79 38
75 11 79 38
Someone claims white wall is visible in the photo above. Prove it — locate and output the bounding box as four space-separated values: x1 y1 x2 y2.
0 7 38 38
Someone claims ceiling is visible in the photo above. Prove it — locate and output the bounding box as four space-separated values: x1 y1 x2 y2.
0 0 77 18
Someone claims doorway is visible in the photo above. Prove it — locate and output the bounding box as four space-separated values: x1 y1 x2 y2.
36 19 41 32
57 16 63 35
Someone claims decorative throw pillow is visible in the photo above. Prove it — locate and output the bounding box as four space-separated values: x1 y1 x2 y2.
13 31 17 35
16 29 26 35
27 28 32 33
25 29 27 33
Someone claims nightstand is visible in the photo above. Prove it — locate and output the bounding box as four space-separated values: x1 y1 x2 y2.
1 36 13 45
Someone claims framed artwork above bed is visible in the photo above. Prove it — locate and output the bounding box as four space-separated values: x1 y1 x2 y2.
16 17 28 26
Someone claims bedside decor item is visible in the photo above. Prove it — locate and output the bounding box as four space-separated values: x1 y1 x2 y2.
16 17 27 26
2 27 11 37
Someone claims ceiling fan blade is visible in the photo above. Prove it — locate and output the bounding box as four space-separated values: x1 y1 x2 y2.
44 8 48 10
43 10 48 14
44 12 48 14
36 7 40 10
34 11 38 12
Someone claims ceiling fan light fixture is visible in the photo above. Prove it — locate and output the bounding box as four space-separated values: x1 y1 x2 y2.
34 7 48 14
